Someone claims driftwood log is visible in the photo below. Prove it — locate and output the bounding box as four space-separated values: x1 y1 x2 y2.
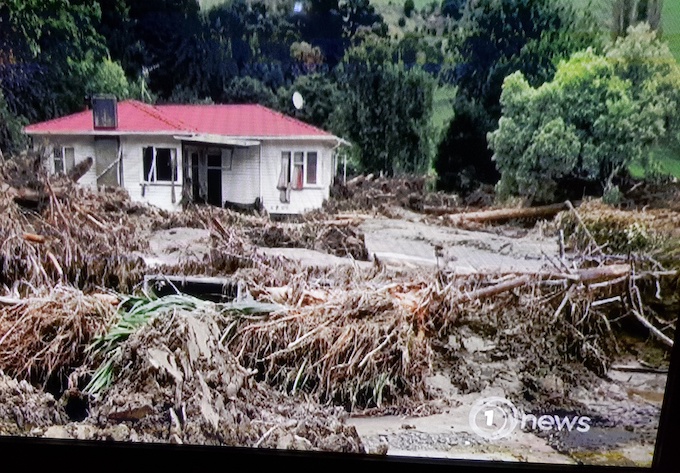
446 202 569 225
67 156 93 182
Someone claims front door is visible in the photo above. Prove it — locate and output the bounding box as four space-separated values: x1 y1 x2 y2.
189 147 222 207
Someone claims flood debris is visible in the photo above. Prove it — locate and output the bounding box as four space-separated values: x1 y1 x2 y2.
0 371 68 436
0 285 117 386
0 157 677 460
80 298 364 450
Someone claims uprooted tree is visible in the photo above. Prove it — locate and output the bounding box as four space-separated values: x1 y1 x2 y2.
488 24 680 204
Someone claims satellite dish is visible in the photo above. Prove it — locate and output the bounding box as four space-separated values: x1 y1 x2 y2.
292 91 304 110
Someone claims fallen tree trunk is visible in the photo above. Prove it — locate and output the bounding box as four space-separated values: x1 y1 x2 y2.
4 186 70 205
456 275 532 303
446 202 568 225
574 264 630 284
67 156 93 182
450 265 630 304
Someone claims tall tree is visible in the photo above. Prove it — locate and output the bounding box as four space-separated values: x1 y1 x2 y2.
611 0 663 39
0 0 107 152
434 0 599 193
337 37 434 175
488 25 680 203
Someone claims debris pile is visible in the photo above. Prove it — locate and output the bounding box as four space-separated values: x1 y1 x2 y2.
0 156 676 456
328 174 459 214
80 301 364 450
228 285 431 410
0 371 68 436
558 199 680 256
0 285 117 385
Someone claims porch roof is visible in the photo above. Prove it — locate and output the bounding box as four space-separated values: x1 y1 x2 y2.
174 134 260 147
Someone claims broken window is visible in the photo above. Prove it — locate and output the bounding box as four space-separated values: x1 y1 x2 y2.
53 147 74 174
143 147 177 182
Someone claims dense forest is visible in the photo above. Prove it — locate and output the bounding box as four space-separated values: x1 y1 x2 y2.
1 0 678 203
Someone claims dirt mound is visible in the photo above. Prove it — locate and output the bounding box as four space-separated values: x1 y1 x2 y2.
0 371 68 436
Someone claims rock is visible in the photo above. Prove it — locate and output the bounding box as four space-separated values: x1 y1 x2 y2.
74 424 97 440
540 374 565 397
44 425 70 439
109 424 130 441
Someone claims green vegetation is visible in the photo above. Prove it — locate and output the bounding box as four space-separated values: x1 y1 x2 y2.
490 24 680 203
434 0 599 194
630 144 680 179
662 0 680 61
3 0 680 192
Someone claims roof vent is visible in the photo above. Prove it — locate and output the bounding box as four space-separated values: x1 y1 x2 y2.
92 94 118 129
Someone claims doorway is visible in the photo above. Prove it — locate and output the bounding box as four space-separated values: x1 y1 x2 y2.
188 147 223 207
206 153 223 207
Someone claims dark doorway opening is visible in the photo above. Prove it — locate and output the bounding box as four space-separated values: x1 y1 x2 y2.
189 149 223 206
207 153 223 207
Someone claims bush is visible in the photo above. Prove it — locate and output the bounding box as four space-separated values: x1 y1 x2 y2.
489 35 680 203
398 16 407 27
404 0 415 17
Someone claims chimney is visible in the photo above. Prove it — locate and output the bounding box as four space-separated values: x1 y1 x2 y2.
92 94 118 129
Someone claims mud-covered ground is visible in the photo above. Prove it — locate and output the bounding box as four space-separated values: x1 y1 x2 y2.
0 165 677 467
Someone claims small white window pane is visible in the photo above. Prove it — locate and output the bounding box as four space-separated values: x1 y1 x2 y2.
64 147 75 171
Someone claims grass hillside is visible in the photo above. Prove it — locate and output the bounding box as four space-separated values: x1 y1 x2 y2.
663 0 680 61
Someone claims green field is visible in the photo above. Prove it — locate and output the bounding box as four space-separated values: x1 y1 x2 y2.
430 84 456 135
629 144 680 179
662 0 680 61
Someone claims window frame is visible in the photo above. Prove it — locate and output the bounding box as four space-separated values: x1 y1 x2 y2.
280 150 321 190
142 146 178 184
53 146 75 174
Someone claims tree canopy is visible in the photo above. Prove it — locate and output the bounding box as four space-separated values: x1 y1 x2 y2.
434 0 600 193
489 24 680 203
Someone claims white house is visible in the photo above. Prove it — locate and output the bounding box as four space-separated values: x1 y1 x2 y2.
23 98 348 214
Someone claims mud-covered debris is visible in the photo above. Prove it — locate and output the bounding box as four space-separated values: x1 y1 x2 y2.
85 305 364 451
0 371 68 435
327 174 458 214
0 286 117 385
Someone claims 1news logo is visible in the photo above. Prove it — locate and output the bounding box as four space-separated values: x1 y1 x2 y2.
468 397 592 440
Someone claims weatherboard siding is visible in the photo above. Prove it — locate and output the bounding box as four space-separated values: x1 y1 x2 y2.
120 136 183 211
259 140 333 215
40 136 98 187
222 146 260 205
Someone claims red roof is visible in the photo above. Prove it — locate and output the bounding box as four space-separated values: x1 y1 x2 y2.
24 100 334 138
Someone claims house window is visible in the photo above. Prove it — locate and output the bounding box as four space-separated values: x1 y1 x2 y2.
278 150 319 198
292 152 304 190
306 152 317 185
53 147 75 174
143 147 177 182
